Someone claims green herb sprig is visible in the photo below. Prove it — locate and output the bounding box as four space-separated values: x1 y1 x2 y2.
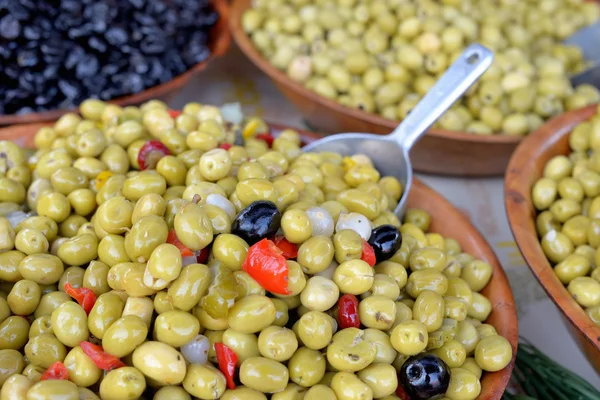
502 340 600 400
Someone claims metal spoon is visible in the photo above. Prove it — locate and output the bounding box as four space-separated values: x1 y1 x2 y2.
564 22 600 88
302 43 494 218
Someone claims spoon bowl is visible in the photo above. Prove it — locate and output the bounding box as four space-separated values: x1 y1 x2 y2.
303 44 494 217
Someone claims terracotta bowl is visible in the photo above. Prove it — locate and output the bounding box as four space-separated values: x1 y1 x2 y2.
505 104 600 373
0 0 231 127
229 0 521 177
1 118 517 398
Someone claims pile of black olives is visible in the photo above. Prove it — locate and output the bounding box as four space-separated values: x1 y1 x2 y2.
0 0 218 115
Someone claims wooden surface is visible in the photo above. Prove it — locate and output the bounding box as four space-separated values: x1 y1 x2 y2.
0 0 231 127
1 119 518 398
229 0 521 177
505 103 600 373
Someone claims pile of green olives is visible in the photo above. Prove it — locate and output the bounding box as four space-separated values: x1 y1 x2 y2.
242 0 600 136
0 98 511 400
533 104 600 327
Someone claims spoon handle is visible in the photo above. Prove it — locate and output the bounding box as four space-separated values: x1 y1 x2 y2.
389 43 494 151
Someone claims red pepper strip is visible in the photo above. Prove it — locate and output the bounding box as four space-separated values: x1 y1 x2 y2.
361 239 376 267
242 238 290 295
80 341 126 371
395 383 411 400
167 229 194 257
272 235 298 259
255 133 275 147
338 294 360 329
196 246 210 264
215 343 238 389
137 140 172 170
168 110 181 118
64 282 96 315
219 143 232 150
40 361 69 381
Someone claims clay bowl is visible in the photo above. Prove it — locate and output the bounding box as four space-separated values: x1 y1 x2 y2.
1 118 517 398
0 0 231 127
505 103 600 372
229 0 521 177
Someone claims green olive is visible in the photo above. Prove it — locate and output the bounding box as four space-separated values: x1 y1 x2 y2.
18 254 64 285
7 279 40 316
0 349 24 387
1 374 33 400
228 295 276 334
34 291 70 319
182 363 226 399
24 333 67 369
174 203 213 251
154 311 199 348
327 328 376 372
222 329 261 365
240 357 289 393
99 367 146 400
125 215 169 263
297 236 335 274
132 341 186 385
57 234 98 266
102 315 148 357
331 371 373 400
88 292 125 339
26 380 79 400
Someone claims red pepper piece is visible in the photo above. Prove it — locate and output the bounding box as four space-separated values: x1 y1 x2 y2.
396 383 411 400
242 238 290 295
41 361 69 381
137 140 171 170
219 143 232 150
196 246 210 264
338 294 360 329
215 343 238 389
272 235 298 259
255 133 274 147
361 239 376 267
80 341 126 371
168 110 181 118
64 282 96 315
167 229 194 257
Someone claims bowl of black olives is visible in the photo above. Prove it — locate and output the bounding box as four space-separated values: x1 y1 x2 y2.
0 0 231 126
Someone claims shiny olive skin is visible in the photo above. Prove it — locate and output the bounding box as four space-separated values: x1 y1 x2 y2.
0 349 24 387
154 311 200 348
240 356 290 393
368 224 403 263
87 292 125 339
51 301 89 348
26 380 80 400
24 333 67 369
132 341 186 385
399 353 450 400
0 316 30 350
63 346 102 388
232 201 282 245
99 367 147 400
102 315 148 357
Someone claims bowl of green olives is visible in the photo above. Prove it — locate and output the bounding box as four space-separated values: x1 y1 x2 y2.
230 0 600 177
0 99 516 399
506 103 600 373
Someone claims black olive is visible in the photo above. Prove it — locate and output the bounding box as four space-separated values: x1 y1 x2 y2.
368 224 402 263
232 201 282 245
399 353 450 400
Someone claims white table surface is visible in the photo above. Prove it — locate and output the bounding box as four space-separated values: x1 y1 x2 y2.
167 44 600 389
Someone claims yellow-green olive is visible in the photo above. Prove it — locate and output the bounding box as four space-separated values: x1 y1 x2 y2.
240 357 289 393
132 341 187 385
63 346 102 387
99 367 147 400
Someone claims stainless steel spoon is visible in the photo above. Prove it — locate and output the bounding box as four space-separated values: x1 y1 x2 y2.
302 43 494 218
